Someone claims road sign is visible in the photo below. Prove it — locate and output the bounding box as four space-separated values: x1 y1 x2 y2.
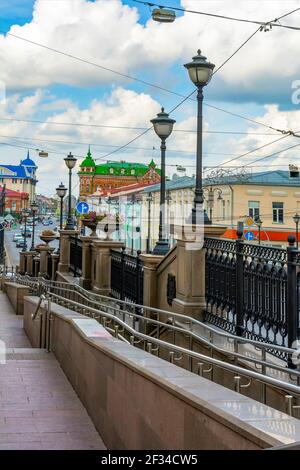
245 216 254 226
76 201 89 214
244 231 255 241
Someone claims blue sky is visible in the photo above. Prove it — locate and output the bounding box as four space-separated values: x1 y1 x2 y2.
0 0 299 194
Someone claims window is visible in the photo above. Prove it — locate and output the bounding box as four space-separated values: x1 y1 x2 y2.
121 168 125 175
273 202 284 223
131 169 135 175
109 168 114 174
222 200 226 219
248 201 260 221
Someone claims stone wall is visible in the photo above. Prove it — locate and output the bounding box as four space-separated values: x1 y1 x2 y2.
22 295 300 450
5 282 30 315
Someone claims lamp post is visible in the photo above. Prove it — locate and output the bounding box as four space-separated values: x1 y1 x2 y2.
150 108 175 255
56 183 67 253
204 186 222 222
64 152 77 230
293 213 300 249
256 217 263 245
29 200 39 251
184 50 215 225
146 192 153 254
22 208 30 252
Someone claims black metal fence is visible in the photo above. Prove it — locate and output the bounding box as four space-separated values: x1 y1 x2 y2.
69 235 83 276
204 232 299 359
111 248 144 305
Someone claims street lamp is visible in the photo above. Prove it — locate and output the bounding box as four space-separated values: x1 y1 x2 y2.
204 187 222 222
256 217 263 245
150 108 175 255
293 213 300 249
29 200 39 251
146 192 153 254
64 152 77 230
184 50 215 225
21 208 30 252
56 182 67 253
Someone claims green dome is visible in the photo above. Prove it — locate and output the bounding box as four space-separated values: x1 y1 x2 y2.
80 146 96 168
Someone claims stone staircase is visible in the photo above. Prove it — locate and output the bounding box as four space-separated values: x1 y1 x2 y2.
0 292 106 450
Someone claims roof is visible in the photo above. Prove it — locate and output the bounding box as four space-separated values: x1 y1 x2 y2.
0 186 28 198
80 146 96 168
20 151 37 168
78 148 160 176
94 181 158 198
205 170 300 187
143 176 195 193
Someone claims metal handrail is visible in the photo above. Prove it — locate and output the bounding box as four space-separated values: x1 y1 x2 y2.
10 274 297 356
46 291 300 399
31 294 46 321
47 284 300 382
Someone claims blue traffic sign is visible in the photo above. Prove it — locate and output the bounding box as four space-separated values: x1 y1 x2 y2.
244 231 255 241
76 201 89 214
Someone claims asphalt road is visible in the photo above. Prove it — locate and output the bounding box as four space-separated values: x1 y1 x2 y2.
5 221 60 268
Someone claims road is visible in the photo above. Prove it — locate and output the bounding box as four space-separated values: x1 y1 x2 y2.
5 221 60 268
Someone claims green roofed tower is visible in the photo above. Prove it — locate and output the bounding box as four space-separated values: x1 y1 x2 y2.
78 148 161 197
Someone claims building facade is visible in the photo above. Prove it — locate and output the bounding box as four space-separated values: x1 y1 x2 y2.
0 186 29 215
78 148 161 198
0 151 37 202
141 169 300 249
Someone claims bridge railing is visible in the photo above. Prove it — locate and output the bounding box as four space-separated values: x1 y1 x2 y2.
204 233 299 361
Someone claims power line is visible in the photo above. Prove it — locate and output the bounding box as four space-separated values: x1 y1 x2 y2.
0 116 278 135
0 27 293 136
133 1 300 30
203 134 291 171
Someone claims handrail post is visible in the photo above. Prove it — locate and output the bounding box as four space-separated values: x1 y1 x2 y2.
121 246 125 302
287 235 298 368
235 229 244 337
136 249 141 305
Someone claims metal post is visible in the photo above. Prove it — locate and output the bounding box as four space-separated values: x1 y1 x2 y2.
30 210 36 251
0 185 5 264
297 222 299 249
147 194 152 254
65 168 74 230
120 246 125 302
287 235 298 368
152 139 169 255
22 214 28 252
235 229 244 337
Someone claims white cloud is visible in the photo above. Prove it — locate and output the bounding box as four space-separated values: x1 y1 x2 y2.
0 0 299 100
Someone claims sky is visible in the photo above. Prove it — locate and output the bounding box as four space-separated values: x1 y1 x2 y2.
1 0 300 196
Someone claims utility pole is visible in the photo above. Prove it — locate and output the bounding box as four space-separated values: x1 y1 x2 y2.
0 184 6 264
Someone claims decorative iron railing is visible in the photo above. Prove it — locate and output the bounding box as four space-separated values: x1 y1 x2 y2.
204 233 299 360
69 235 82 276
111 248 143 305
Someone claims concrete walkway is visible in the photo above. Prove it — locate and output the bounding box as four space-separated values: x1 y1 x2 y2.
0 292 106 450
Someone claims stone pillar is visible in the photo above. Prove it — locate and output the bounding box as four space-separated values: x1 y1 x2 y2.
172 224 226 319
19 252 26 275
38 246 55 277
139 254 163 308
91 240 124 295
24 251 36 276
79 236 97 290
57 229 78 273
33 256 40 278
51 253 60 281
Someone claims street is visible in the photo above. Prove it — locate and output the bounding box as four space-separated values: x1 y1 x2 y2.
4 221 59 268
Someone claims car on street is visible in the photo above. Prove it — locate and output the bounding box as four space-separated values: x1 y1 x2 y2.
21 230 32 238
16 239 26 248
13 233 23 242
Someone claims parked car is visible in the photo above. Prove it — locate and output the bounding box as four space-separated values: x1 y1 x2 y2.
13 233 22 242
21 230 31 238
16 239 26 248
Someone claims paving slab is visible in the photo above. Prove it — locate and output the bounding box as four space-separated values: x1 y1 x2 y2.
0 292 106 450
